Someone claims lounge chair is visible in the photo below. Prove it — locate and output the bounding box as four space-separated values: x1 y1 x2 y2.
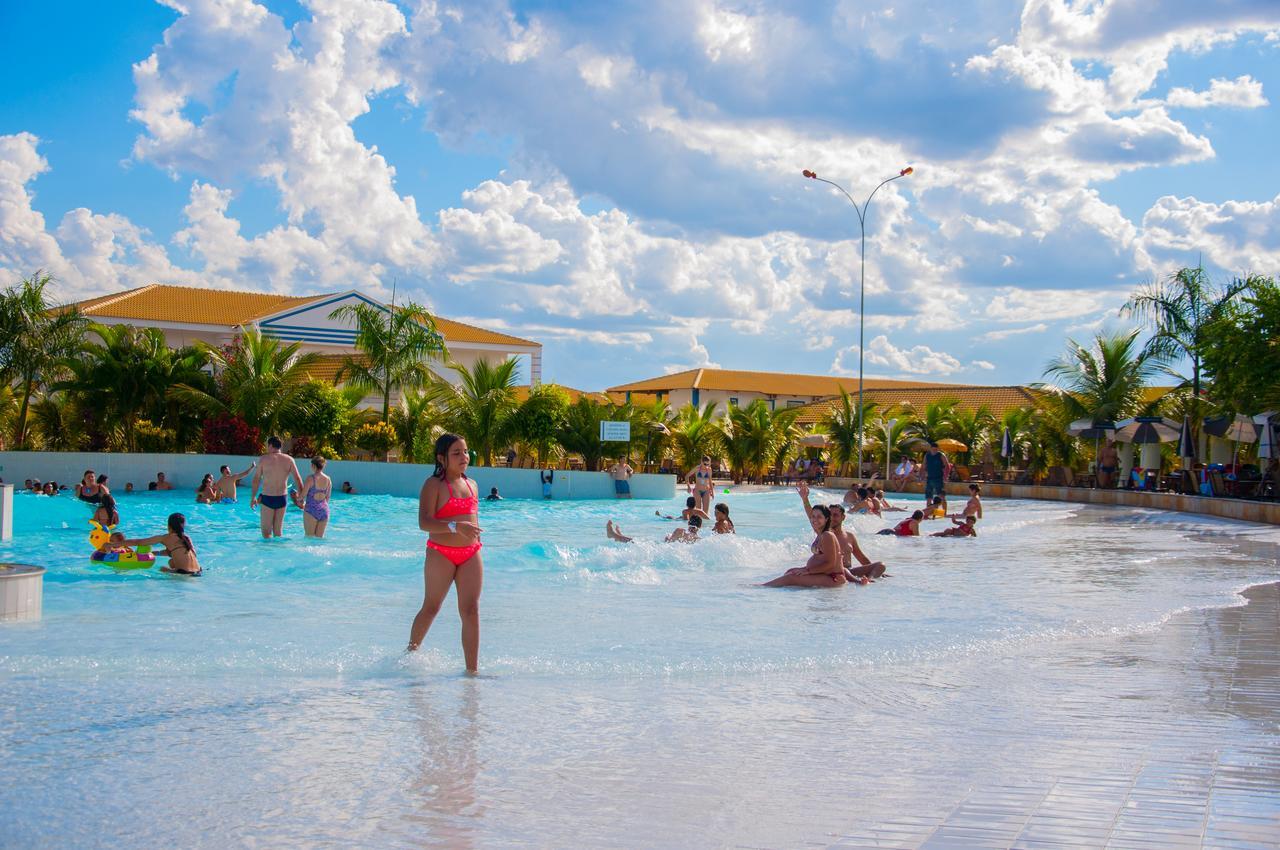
1175 470 1199 495
1208 470 1230 498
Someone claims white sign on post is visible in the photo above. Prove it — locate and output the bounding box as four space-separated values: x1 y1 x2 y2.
599 421 631 442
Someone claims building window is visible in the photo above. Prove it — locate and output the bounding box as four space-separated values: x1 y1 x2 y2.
786 400 803 408
729 397 739 407
768 399 775 411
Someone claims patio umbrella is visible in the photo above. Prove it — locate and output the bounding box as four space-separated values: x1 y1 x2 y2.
1254 412 1276 460
798 433 829 448
1177 415 1195 464
1113 417 1180 444
1000 426 1013 472
1068 417 1118 473
1204 413 1259 469
935 438 967 453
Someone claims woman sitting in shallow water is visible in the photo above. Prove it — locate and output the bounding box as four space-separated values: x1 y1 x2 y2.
607 515 702 543
763 503 845 588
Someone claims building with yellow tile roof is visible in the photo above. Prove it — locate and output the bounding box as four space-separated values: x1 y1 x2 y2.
68 284 542 390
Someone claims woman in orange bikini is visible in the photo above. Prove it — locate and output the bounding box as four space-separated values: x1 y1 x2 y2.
408 433 484 672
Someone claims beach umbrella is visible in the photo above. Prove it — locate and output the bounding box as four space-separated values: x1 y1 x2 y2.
935 438 967 453
798 433 829 448
1000 426 1013 471
1113 416 1180 444
1253 412 1276 460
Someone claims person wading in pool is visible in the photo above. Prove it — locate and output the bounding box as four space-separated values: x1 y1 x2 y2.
923 441 948 505
250 436 304 539
294 456 332 538
685 456 715 514
409 433 484 673
214 461 256 502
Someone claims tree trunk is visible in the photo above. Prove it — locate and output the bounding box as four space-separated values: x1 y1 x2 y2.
13 377 34 448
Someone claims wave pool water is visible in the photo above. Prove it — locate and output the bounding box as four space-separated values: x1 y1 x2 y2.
1 487 1277 847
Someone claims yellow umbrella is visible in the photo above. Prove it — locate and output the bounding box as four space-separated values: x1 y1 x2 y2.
936 438 967 453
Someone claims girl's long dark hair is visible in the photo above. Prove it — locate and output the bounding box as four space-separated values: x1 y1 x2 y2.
432 433 467 479
168 513 195 555
810 503 832 533
100 493 119 526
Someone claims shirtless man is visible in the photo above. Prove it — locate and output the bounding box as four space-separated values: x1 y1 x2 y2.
249 436 304 539
154 472 173 491
685 456 715 514
215 461 256 502
609 457 634 499
1097 439 1119 489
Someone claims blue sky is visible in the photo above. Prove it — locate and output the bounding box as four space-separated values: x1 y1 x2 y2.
2 0 1278 392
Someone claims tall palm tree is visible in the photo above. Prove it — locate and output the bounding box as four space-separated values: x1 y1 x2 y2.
669 401 724 472
1039 329 1167 422
330 299 447 422
169 327 321 435
724 400 801 482
1123 265 1248 429
510 384 570 468
430 358 521 466
28 392 85 451
0 272 86 447
557 396 616 471
629 397 674 472
821 390 878 475
867 412 916 475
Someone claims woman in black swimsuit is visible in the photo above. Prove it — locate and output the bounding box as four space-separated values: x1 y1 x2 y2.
92 493 120 529
120 513 202 575
76 469 103 504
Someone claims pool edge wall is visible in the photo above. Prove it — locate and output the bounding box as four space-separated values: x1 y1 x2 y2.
0 452 676 501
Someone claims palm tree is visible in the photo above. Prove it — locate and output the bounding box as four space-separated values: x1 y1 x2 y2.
724 400 801 482
55 324 210 452
948 405 996 465
390 387 442 464
669 402 724 472
867 412 916 476
0 272 86 447
510 384 570 468
821 390 877 475
330 299 447 422
903 397 959 444
1039 329 1167 423
629 397 674 472
169 327 322 435
430 358 521 466
1124 265 1248 430
28 392 85 451
557 396 616 471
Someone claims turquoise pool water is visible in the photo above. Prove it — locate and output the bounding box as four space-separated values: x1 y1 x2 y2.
1 487 1277 847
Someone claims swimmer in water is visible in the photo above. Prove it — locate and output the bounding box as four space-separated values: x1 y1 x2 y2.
713 502 735 534
119 513 201 575
876 489 906 512
91 493 120 529
608 515 703 543
878 510 924 536
196 474 219 504
214 462 256 502
763 503 845 587
655 496 711 523
932 515 978 537
295 456 332 538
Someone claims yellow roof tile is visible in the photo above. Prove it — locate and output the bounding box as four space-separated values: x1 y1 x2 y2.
793 385 1042 424
68 284 539 347
609 368 968 397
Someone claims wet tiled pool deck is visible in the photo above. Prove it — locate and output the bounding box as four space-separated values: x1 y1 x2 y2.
831 582 1280 850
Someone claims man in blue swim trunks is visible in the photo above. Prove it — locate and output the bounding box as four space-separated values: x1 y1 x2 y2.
250 436 304 538
923 441 948 504
609 457 634 499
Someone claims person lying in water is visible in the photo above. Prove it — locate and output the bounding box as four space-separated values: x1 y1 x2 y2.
608 514 703 543
655 496 711 523
876 489 906 512
932 516 977 538
763 503 845 588
949 483 983 522
713 502 735 534
118 512 202 575
799 483 885 580
878 510 924 536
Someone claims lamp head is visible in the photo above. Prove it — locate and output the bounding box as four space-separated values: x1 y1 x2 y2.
802 169 817 179
900 166 913 176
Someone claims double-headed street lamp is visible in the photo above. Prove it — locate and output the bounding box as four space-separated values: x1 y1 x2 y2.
802 165 913 476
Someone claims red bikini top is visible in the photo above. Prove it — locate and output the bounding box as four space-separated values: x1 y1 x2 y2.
435 478 478 519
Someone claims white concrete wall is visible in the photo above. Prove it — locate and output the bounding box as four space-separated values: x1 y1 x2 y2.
0 452 675 501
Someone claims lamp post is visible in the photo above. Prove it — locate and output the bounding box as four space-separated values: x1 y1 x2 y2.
882 417 898 482
803 166 913 477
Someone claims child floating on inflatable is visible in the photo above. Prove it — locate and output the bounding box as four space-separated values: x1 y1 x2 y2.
88 520 156 569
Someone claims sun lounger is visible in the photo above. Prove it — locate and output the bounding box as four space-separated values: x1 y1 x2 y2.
1208 470 1230 498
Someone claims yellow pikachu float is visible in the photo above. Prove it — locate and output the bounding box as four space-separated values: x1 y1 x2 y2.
88 520 156 569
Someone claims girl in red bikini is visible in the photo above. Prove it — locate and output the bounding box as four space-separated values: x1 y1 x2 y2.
408 433 484 672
